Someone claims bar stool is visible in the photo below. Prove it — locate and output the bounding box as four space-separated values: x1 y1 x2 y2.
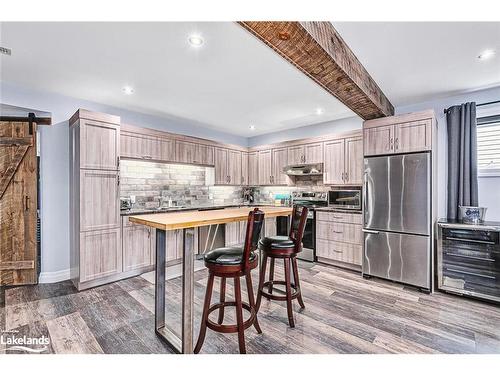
256 205 308 328
194 208 265 354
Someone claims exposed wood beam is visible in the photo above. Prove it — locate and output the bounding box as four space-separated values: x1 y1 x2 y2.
238 21 394 120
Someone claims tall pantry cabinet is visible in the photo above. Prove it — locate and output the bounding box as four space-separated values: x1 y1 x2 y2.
70 109 122 290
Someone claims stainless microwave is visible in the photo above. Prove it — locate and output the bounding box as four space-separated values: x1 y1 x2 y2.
328 188 362 211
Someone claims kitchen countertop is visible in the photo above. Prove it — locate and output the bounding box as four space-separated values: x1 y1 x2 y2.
314 207 362 214
128 206 293 231
120 203 282 216
437 218 500 231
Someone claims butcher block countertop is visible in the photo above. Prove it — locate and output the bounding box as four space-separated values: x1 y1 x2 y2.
128 206 293 231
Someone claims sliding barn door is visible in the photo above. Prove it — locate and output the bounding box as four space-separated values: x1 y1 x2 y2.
0 120 38 285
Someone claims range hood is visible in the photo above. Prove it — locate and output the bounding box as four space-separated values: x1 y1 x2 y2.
283 163 323 176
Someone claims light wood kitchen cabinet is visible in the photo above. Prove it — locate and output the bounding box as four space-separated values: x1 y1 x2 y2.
394 120 432 153
257 147 288 186
316 211 362 270
324 139 345 185
79 227 122 283
70 109 122 290
225 222 241 246
363 125 393 156
258 150 272 185
80 119 120 170
227 149 242 185
241 152 249 185
248 152 259 185
287 142 323 165
363 114 433 156
344 137 363 185
287 145 305 165
121 132 175 162
80 170 120 232
264 217 277 237
122 221 153 272
176 140 214 165
215 148 229 185
324 136 363 185
215 148 243 185
272 147 288 185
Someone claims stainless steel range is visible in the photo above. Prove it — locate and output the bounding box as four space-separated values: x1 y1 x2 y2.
291 191 328 262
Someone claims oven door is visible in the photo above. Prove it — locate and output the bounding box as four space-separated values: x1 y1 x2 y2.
298 212 315 262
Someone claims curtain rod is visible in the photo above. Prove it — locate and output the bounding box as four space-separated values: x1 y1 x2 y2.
443 100 500 114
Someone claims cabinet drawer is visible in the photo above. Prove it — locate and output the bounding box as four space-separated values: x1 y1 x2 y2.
316 221 362 244
316 239 362 265
316 211 362 224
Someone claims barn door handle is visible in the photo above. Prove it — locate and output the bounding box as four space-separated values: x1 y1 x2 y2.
25 195 30 211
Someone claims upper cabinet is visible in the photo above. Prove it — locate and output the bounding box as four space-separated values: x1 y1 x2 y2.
287 142 323 165
272 147 289 185
363 111 435 156
215 148 242 185
227 149 242 185
248 152 259 185
324 135 363 185
121 131 175 162
258 150 272 185
80 119 120 170
241 152 249 185
176 140 214 166
257 148 288 186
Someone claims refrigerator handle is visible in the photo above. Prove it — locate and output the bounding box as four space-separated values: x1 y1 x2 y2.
362 229 379 234
363 171 368 226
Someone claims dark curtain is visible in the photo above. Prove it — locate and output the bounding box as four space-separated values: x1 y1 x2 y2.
445 102 479 219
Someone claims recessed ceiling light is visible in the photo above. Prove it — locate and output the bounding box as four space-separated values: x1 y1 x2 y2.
122 86 134 95
478 49 495 60
188 35 204 47
249 125 256 131
315 108 324 115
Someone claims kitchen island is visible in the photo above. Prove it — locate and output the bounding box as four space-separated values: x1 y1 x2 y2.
129 206 293 354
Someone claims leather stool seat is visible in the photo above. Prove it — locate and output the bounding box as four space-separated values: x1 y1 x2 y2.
259 236 295 249
204 246 256 265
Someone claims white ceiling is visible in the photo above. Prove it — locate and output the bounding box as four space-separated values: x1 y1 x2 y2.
2 23 499 138
333 22 500 106
0 22 354 136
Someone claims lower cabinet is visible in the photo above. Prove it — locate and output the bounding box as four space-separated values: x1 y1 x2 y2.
80 227 122 283
122 221 153 272
225 222 243 246
316 211 362 270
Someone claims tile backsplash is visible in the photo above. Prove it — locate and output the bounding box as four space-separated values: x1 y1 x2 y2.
120 160 330 209
120 160 243 208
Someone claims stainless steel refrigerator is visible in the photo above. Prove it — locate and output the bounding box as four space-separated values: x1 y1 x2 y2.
362 152 431 290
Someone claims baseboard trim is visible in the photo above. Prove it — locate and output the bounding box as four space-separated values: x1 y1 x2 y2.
38 269 71 284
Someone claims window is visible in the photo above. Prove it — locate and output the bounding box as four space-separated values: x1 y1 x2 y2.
477 115 500 177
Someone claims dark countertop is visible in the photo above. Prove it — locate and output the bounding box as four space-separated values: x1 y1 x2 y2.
437 218 500 231
314 207 362 214
120 203 281 216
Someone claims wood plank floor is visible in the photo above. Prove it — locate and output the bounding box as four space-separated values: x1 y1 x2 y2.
1 261 500 354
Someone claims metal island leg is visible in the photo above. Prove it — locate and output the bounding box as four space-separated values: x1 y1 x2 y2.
154 227 195 354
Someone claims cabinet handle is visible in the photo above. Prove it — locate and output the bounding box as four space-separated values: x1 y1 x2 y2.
395 138 399 150
117 175 120 186
332 231 343 234
389 138 394 150
333 249 343 253
345 172 348 182
229 175 231 184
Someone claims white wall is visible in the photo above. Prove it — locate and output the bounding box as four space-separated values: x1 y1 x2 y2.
0 82 247 280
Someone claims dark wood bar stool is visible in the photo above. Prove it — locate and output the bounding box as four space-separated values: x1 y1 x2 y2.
256 205 308 328
194 208 265 354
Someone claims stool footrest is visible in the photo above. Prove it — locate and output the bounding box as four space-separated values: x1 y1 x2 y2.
206 301 256 333
260 280 300 301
